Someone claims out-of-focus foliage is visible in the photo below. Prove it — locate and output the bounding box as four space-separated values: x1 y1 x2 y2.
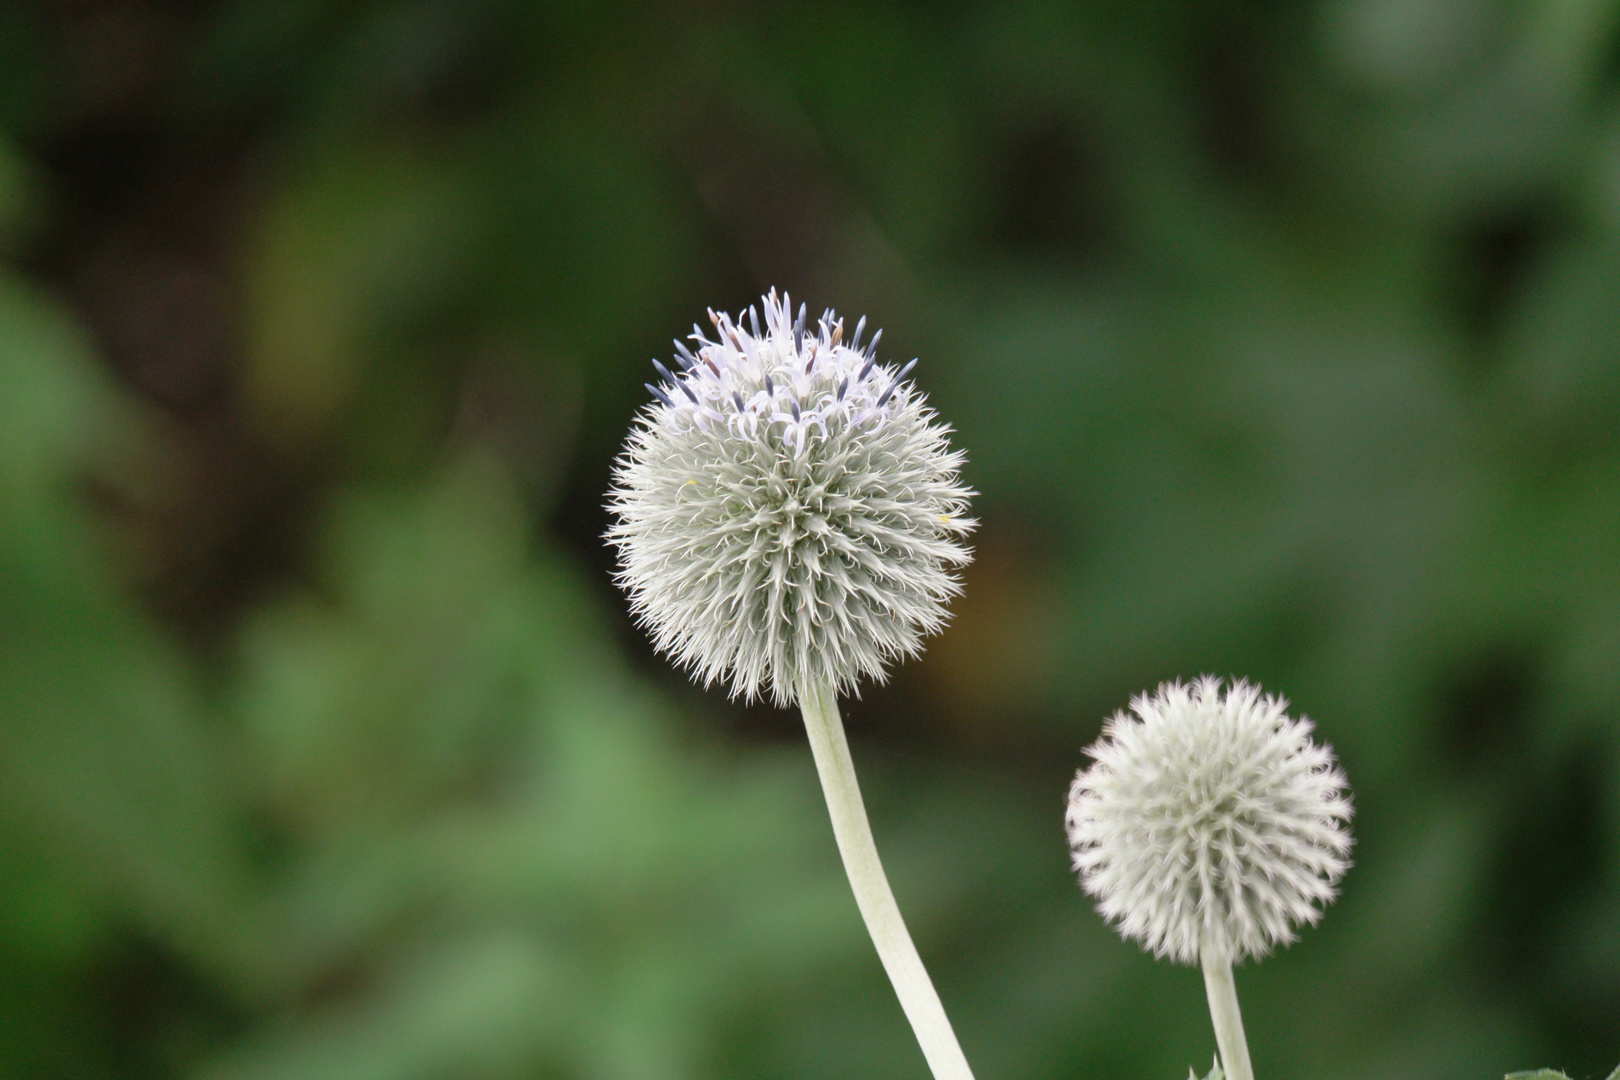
0 1 1617 1078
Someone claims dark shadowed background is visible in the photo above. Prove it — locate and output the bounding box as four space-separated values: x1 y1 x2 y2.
1 1 1618 1077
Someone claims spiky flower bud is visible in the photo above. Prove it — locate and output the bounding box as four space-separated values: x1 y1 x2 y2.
607 290 974 706
1066 677 1353 965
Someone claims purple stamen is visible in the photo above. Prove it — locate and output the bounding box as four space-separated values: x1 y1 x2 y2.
877 360 915 408
876 361 915 408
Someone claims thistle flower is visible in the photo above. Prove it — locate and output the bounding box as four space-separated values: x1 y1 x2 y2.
1066 677 1352 1080
606 291 978 1080
606 289 974 707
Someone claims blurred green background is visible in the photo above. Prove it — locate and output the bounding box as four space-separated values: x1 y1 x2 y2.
1 0 1618 1077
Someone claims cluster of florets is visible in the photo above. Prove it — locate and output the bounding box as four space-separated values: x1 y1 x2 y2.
641 296 913 454
607 290 975 706
1066 677 1353 965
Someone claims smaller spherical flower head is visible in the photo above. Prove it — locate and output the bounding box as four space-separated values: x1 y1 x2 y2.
606 290 975 706
1066 677 1352 965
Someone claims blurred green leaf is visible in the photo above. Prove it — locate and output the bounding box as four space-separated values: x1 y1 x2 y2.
0 278 275 1002
239 137 483 450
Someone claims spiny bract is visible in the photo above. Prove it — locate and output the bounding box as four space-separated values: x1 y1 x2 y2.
606 290 975 706
1065 677 1352 965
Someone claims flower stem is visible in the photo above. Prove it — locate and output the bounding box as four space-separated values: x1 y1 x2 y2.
1200 950 1254 1080
798 682 976 1080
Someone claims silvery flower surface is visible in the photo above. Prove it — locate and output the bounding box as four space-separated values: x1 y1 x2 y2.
607 290 975 706
1066 677 1353 964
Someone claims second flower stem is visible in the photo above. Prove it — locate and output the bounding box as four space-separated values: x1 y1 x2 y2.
1201 949 1254 1080
798 682 975 1080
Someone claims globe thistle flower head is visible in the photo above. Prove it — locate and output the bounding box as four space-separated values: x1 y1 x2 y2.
607 290 975 706
1066 677 1352 965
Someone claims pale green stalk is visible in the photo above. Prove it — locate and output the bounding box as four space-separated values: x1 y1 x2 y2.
798 681 975 1080
1201 950 1254 1080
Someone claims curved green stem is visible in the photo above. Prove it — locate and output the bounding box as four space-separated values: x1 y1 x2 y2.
1201 950 1254 1080
798 682 975 1080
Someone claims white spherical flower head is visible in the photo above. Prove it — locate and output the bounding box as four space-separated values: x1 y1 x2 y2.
1066 677 1352 965
607 290 975 706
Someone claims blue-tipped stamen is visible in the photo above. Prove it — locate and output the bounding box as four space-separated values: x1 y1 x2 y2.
851 315 866 351
652 357 698 404
646 383 676 409
837 377 848 400
673 340 696 368
876 359 915 408
858 356 876 382
864 328 882 359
